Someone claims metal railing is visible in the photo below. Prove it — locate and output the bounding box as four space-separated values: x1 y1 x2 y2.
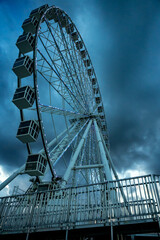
0 174 160 234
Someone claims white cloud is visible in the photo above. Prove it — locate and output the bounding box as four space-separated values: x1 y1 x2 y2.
0 165 10 197
118 163 148 179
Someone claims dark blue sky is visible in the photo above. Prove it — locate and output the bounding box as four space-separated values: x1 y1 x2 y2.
0 0 160 194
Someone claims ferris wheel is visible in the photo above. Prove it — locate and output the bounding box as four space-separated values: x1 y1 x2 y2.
0 4 118 192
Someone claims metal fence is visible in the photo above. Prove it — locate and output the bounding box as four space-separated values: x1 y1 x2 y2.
0 174 160 233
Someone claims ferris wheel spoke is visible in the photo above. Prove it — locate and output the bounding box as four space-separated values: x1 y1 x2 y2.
39 122 75 155
29 104 88 119
37 68 78 112
39 29 55 47
43 19 87 109
65 26 94 95
50 119 89 166
64 27 95 112
56 25 87 105
48 21 87 104
61 26 92 110
69 41 91 107
37 48 86 113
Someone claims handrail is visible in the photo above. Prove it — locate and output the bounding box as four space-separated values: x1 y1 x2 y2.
0 174 160 234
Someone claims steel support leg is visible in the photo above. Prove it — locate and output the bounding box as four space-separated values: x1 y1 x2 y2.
111 221 113 240
0 165 25 191
94 119 117 203
65 228 68 240
62 120 92 186
94 119 112 181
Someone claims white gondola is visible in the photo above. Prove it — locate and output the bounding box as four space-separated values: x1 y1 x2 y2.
93 87 99 95
29 4 49 20
95 97 101 104
87 68 93 76
46 8 62 23
92 78 96 85
71 32 78 41
98 106 103 113
25 154 47 176
100 114 105 120
80 50 86 58
16 120 39 143
12 55 33 78
46 7 57 21
22 17 38 34
54 9 63 23
101 124 106 131
16 32 34 54
84 59 91 67
65 23 74 34
58 15 69 28
75 41 83 50
12 86 35 109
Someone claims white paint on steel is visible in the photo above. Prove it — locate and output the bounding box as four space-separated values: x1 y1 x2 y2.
94 119 112 181
62 120 92 186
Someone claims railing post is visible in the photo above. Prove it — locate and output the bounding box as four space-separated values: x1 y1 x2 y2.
26 192 37 240
0 198 7 229
66 188 72 225
110 220 113 240
151 174 160 210
65 227 69 240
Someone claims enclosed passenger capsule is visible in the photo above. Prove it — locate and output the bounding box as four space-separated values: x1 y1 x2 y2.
16 32 34 54
22 17 38 34
29 4 48 20
16 120 39 143
54 9 63 23
100 114 105 120
25 154 47 176
12 86 35 110
65 23 74 34
92 78 96 85
46 8 57 21
101 124 107 131
80 50 86 58
59 15 69 28
47 9 63 23
12 56 33 79
95 97 101 104
71 32 78 41
75 41 83 50
84 59 90 67
93 87 99 95
98 106 103 113
87 68 93 76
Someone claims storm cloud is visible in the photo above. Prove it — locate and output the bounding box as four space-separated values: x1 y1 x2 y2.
0 0 160 194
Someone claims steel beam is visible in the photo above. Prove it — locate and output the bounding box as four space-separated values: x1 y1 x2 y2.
62 119 92 186
0 165 25 191
30 104 88 119
94 119 112 181
72 164 103 170
99 128 132 214
39 122 75 154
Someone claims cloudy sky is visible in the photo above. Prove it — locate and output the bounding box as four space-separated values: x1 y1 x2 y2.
0 0 160 195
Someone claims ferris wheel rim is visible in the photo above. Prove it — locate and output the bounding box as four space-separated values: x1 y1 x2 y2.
14 4 110 183
33 5 109 177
